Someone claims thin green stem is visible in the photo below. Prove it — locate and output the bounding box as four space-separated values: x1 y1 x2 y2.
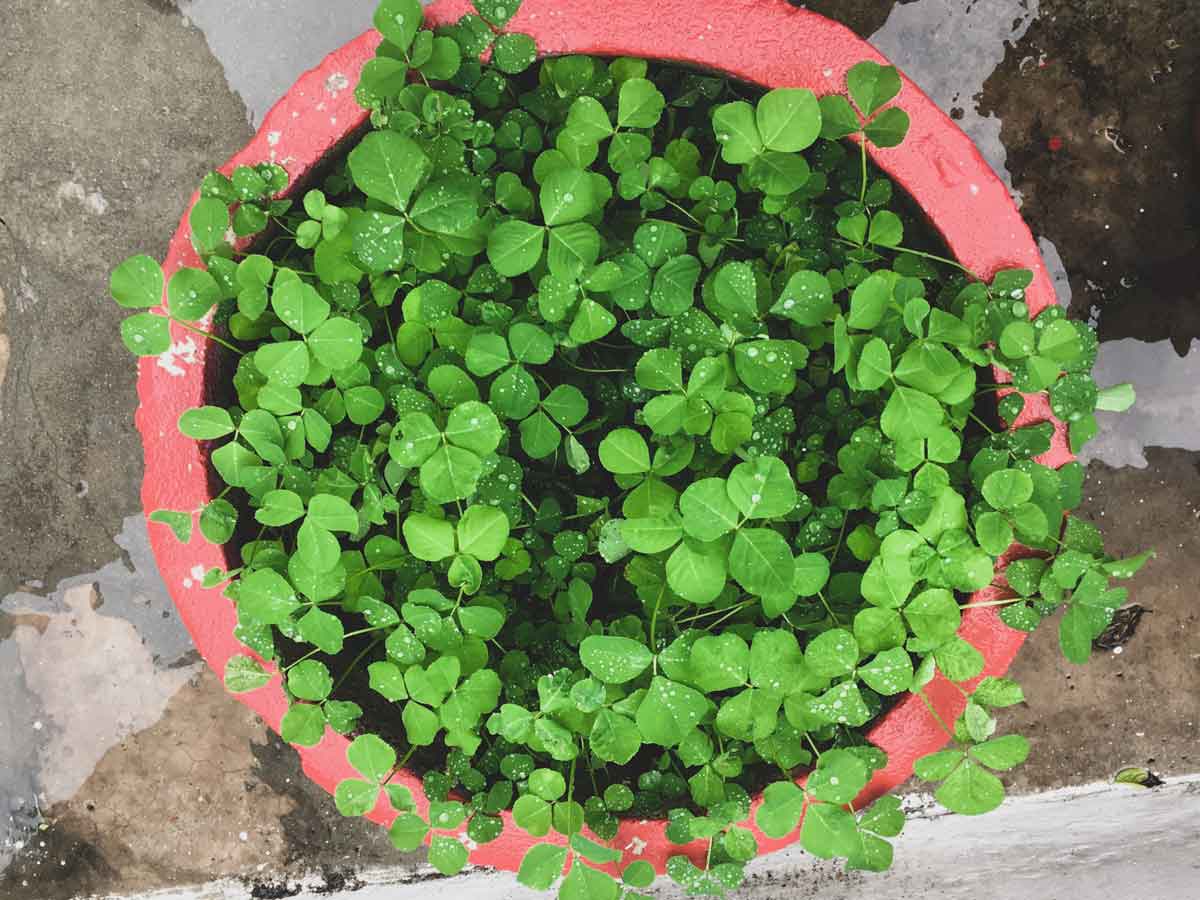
566 755 577 810
511 510 600 532
675 599 755 626
804 732 823 760
332 636 384 692
859 134 868 205
915 688 958 740
817 590 840 626
889 245 971 274
832 235 971 274
702 601 754 633
663 196 702 226
282 646 324 672
968 411 997 435
648 585 665 660
642 216 704 236
342 623 393 640
559 357 628 375
346 564 383 584
961 597 1023 609
170 317 244 355
829 516 849 567
585 752 600 798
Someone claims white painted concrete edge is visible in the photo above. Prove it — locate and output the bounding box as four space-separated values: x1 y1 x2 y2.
92 775 1200 900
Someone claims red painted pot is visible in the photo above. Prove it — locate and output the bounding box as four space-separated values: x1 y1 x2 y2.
136 0 1071 875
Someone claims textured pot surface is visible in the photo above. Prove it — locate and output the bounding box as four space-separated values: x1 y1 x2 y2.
136 0 1070 875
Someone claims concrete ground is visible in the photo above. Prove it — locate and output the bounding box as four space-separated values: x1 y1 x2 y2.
110 776 1198 900
1 0 1197 897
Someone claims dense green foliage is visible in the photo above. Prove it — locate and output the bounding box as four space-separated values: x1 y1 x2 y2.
111 0 1148 894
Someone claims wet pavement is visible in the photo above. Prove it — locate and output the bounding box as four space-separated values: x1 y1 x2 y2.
1 0 1198 897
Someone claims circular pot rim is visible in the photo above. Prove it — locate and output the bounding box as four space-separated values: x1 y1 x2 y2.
136 0 1072 876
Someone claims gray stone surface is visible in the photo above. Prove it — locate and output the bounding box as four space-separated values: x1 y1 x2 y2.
1 0 1198 898
0 0 253 598
176 0 379 125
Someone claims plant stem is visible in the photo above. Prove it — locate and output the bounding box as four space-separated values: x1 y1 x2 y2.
804 732 823 760
560 358 629 375
961 597 1023 609
648 586 665 659
282 646 324 672
170 316 244 355
675 599 754 625
511 510 601 532
890 245 972 274
585 753 600 798
703 602 753 633
281 622 391 673
859 135 868 205
332 636 383 692
346 564 383 584
817 590 841 626
915 688 958 739
663 196 702 226
642 216 704 236
968 411 997 434
829 516 849 567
